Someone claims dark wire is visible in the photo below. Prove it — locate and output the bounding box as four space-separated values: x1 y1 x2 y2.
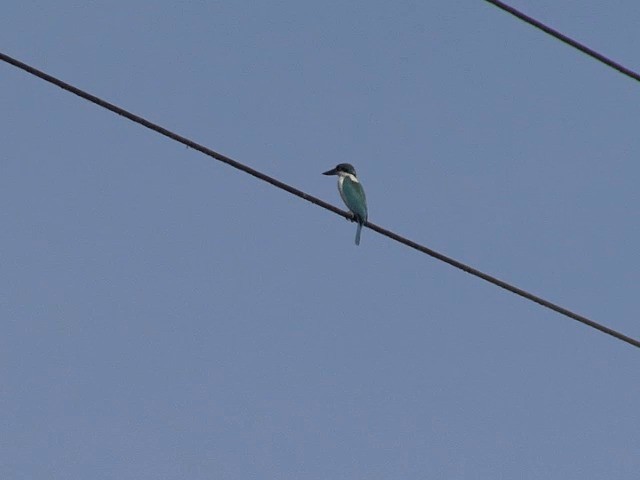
1 51 638 349
485 0 640 83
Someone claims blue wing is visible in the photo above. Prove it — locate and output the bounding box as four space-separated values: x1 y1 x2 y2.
340 177 367 245
340 177 368 223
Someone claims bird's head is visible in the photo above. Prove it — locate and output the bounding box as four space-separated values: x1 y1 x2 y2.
322 163 357 177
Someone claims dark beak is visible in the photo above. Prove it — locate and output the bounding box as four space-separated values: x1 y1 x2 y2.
323 167 338 176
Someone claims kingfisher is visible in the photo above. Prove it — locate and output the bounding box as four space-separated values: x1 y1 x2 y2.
323 163 368 246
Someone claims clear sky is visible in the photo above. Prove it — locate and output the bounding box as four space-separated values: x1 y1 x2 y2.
2 1 639 479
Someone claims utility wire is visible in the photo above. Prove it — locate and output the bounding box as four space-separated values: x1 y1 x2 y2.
2 51 639 350
485 0 640 83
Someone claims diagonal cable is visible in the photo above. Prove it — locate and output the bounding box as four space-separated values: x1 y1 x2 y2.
1 51 638 349
485 0 640 83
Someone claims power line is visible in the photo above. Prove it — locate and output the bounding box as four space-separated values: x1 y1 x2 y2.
485 0 640 83
2 51 639 350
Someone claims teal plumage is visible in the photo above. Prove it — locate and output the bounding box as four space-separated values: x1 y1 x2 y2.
323 163 368 246
339 175 367 245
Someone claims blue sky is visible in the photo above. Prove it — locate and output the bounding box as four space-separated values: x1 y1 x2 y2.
2 1 639 478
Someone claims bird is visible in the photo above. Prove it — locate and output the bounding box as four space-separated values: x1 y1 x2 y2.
323 163 368 246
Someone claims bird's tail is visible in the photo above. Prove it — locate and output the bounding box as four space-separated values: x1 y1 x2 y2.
355 222 362 246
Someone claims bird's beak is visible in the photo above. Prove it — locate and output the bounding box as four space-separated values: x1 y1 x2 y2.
322 167 338 176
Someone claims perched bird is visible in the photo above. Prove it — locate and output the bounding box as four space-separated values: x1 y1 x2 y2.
323 163 368 246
